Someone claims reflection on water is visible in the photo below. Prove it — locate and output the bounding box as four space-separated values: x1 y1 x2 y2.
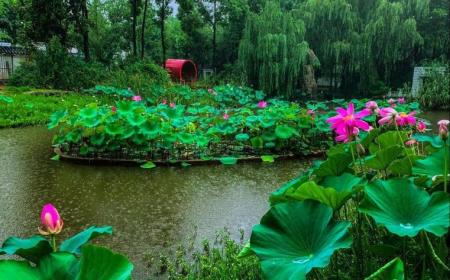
0 126 310 278
419 111 449 131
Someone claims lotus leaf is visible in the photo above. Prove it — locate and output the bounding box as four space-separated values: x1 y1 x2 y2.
126 112 146 126
250 200 352 280
0 236 52 264
359 178 450 237
261 155 275 163
413 147 449 178
235 133 250 142
275 125 296 139
140 161 156 169
219 157 238 165
60 226 113 254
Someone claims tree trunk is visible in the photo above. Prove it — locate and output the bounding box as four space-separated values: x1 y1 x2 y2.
140 0 149 59
81 0 90 62
160 4 166 65
132 0 137 57
212 0 217 70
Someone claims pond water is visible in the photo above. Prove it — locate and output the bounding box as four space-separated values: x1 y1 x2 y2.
0 126 310 278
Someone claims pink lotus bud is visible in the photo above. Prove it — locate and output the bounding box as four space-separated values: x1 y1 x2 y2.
132 95 142 102
417 121 426 133
388 98 396 108
397 97 405 104
38 204 63 235
307 109 315 115
111 106 117 113
257 101 267 109
405 139 417 146
161 99 167 105
365 101 378 111
438 120 449 140
223 113 230 120
169 102 176 108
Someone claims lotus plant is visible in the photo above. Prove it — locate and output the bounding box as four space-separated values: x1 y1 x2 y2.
38 204 64 236
417 121 426 133
257 100 267 109
132 95 142 102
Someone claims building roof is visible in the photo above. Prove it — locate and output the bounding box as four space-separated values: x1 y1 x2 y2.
0 45 29 56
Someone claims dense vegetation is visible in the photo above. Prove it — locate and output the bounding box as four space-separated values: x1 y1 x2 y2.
1 0 448 98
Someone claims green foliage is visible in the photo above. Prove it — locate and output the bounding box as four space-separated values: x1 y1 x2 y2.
157 230 261 279
418 70 450 110
239 1 311 98
0 226 133 279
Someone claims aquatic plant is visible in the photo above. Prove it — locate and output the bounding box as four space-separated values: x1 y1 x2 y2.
0 204 133 279
244 114 450 279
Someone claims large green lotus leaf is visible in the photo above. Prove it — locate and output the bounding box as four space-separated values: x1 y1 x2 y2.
195 135 210 147
0 252 78 280
116 101 134 115
140 121 160 139
65 130 82 143
79 108 98 119
359 178 450 237
235 133 250 142
126 112 145 126
275 125 297 139
413 134 445 148
285 181 353 210
0 95 13 103
0 260 39 279
48 110 68 129
76 244 133 280
269 175 309 205
320 172 366 193
82 117 100 128
60 226 113 254
413 147 449 178
387 157 413 176
119 126 135 139
250 200 352 280
0 235 52 264
105 123 125 136
313 152 352 177
261 132 277 142
365 145 403 170
90 134 105 146
365 257 404 280
370 131 408 154
178 132 195 144
250 136 264 149
219 156 238 165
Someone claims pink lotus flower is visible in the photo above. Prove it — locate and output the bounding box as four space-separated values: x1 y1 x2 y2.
327 103 371 132
169 102 176 108
161 99 167 105
405 139 417 146
397 97 405 104
378 108 398 125
417 121 426 133
396 111 416 126
438 120 449 140
257 101 267 109
388 98 396 108
335 127 359 143
365 101 379 115
38 204 63 235
111 106 117 113
208 88 217 95
307 109 315 115
132 95 142 102
223 113 230 120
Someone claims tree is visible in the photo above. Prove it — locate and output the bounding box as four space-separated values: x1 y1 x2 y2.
129 0 142 57
155 0 171 64
199 0 225 69
239 1 311 97
0 0 21 43
140 0 149 59
69 0 90 61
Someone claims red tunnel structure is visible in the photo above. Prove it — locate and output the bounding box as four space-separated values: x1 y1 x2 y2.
164 59 198 83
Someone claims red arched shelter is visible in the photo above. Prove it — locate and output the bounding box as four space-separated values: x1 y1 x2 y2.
165 59 198 83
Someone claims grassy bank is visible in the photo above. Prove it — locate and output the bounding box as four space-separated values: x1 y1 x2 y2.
0 86 112 128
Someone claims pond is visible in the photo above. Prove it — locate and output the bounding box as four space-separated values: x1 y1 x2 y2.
0 126 310 278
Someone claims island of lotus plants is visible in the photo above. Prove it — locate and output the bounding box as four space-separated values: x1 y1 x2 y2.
48 85 422 167
239 100 450 279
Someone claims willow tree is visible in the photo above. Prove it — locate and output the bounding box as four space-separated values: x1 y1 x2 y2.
364 0 423 84
238 1 311 98
298 0 358 90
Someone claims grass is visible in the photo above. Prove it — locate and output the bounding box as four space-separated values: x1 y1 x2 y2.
0 86 113 128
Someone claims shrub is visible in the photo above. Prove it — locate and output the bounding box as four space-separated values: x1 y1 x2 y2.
418 69 450 110
9 37 106 90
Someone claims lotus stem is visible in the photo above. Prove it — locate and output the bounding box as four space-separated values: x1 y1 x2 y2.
51 234 57 252
444 139 448 193
395 122 413 168
423 232 450 272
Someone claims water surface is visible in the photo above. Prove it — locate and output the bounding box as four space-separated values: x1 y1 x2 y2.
0 126 309 278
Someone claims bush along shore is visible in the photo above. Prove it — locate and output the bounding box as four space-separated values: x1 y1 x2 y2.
48 85 422 167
